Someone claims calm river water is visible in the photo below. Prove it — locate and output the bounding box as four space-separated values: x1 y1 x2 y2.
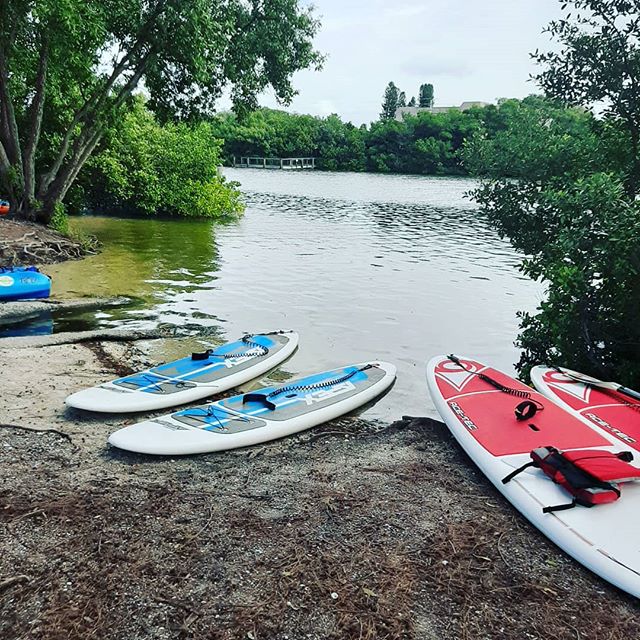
38 169 543 420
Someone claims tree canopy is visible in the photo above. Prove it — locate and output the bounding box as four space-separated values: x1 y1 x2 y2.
419 83 434 108
0 0 322 224
533 0 640 195
467 0 640 385
75 99 243 219
380 82 401 120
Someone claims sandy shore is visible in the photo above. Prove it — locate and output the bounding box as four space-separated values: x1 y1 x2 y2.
1 333 638 640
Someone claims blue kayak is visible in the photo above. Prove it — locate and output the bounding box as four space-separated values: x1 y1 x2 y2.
0 266 51 301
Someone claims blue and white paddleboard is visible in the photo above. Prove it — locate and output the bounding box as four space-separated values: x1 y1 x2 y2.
66 331 298 413
108 361 396 454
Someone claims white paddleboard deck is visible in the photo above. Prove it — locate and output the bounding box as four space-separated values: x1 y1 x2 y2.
108 361 396 454
66 331 298 413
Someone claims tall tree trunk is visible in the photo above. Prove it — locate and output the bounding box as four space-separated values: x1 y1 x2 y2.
21 37 49 211
35 50 155 225
0 139 14 202
0 49 23 184
37 2 166 196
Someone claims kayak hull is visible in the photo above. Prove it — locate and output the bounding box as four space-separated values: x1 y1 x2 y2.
0 267 51 301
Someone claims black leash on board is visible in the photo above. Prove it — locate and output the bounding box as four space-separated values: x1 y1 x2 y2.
242 364 376 411
192 334 269 361
447 354 543 421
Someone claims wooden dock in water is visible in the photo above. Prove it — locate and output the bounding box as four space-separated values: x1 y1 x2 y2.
233 156 315 170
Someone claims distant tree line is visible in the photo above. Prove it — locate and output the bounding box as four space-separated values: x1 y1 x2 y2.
208 96 559 175
380 82 434 120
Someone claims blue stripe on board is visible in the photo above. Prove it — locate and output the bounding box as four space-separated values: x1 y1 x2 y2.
110 334 278 385
170 366 372 428
222 366 368 409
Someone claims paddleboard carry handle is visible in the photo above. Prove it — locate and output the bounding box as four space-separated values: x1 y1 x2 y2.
242 393 277 411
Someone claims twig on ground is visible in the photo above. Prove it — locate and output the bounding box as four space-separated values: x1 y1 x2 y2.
0 423 75 444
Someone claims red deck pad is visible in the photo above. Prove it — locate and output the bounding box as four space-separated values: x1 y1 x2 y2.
436 358 610 456
539 369 640 451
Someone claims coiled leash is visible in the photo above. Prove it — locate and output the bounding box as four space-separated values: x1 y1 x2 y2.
447 354 531 398
242 364 376 411
192 334 269 361
447 354 544 423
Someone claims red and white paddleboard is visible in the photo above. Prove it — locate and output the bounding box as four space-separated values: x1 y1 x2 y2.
427 355 640 599
531 366 640 452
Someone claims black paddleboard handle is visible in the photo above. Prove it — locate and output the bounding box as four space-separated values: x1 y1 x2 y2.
242 393 277 411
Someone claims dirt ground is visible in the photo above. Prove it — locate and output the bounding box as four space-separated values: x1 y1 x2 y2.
0 219 91 265
1 334 638 640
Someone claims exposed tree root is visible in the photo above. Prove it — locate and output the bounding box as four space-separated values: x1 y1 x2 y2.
0 219 95 265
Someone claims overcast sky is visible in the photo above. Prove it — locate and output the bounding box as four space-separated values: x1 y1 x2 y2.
255 0 563 125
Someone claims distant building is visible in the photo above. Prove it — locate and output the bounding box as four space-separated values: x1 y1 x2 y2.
395 101 490 121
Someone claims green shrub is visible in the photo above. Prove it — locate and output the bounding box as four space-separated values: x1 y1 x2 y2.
81 100 244 219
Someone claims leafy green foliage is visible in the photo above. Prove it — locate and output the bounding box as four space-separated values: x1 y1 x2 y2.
466 93 640 383
48 201 69 234
463 96 603 181
313 115 366 172
78 101 243 219
0 0 322 223
532 0 640 195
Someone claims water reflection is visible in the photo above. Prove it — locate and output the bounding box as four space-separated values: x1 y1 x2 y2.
49 217 220 300
0 311 53 338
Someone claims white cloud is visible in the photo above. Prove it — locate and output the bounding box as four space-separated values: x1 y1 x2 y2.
401 58 473 79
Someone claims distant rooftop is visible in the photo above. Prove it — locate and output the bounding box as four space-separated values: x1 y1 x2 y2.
395 101 490 121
